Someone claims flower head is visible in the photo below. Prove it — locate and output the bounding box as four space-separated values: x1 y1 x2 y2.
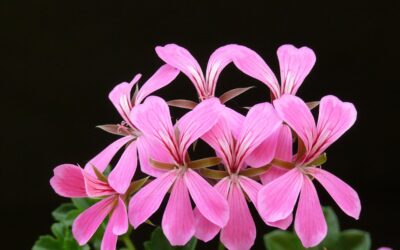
156 44 240 100
50 164 130 250
84 65 179 193
48 43 363 250
258 94 360 247
128 96 229 245
194 102 284 250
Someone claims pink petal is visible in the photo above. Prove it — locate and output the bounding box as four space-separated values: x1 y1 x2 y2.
311 168 361 219
236 102 282 167
82 171 116 197
101 224 117 250
245 128 279 168
136 135 172 177
108 141 137 194
260 124 292 184
50 164 87 198
240 175 292 230
101 198 127 250
101 222 118 250
295 175 327 248
232 45 280 98
193 208 220 242
108 74 141 127
201 106 245 169
260 166 289 185
273 95 317 155
194 177 231 242
201 113 235 168
128 170 177 228
277 44 316 95
156 44 206 98
84 136 133 175
221 106 245 139
274 124 293 162
238 176 262 205
268 213 293 230
130 96 177 160
309 95 357 162
134 64 179 105
184 169 229 228
72 196 115 245
258 167 303 223
177 97 223 158
205 44 238 96
111 196 128 235
162 176 195 246
221 183 256 250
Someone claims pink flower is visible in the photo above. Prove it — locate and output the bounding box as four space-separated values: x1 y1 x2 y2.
232 44 317 183
84 65 179 193
232 44 316 100
194 102 283 250
50 164 129 250
156 43 241 101
257 124 294 184
128 96 229 246
258 94 361 247
155 43 249 145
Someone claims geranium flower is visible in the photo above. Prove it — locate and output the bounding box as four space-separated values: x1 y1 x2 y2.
193 102 284 250
232 44 317 182
258 94 361 247
84 65 179 192
128 96 229 245
156 43 249 142
50 164 139 250
156 43 236 100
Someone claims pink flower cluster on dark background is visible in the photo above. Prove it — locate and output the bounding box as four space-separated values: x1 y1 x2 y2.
50 44 361 250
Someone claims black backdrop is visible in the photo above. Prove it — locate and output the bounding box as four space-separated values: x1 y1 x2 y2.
2 1 399 249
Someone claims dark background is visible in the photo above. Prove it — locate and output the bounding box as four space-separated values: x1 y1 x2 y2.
2 0 399 249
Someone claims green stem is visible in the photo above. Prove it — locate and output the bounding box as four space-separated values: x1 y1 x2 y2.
122 234 136 250
218 241 225 250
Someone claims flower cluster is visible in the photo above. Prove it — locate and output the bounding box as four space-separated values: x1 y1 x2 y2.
50 43 360 250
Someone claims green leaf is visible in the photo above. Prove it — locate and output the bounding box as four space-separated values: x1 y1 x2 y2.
143 242 152 250
64 209 81 226
34 200 97 250
63 226 90 250
336 230 371 250
51 223 65 239
32 235 61 250
72 198 95 211
90 221 107 250
264 207 371 250
144 227 197 250
323 207 340 234
35 222 90 250
264 230 320 250
52 203 76 222
320 206 340 248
